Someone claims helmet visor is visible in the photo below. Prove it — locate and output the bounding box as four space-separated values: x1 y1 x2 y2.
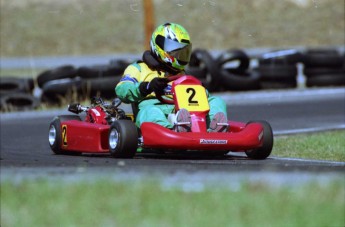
156 35 192 65
167 44 192 65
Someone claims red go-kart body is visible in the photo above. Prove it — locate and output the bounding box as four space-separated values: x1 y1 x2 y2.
48 75 273 159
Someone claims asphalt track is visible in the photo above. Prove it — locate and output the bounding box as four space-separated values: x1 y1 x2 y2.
0 88 344 183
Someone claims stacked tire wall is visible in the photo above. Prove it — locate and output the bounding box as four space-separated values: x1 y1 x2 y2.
1 47 344 112
217 49 260 91
302 49 345 87
0 77 39 111
39 59 130 105
255 49 302 89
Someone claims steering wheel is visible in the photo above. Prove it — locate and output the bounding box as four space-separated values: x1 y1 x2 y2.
156 75 184 104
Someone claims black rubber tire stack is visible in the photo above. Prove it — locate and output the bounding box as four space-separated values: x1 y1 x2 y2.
76 59 130 99
39 60 131 105
255 49 302 89
217 49 260 91
302 49 345 87
186 49 219 92
38 65 80 104
0 77 39 111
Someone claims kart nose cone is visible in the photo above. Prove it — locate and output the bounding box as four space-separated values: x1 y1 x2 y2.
109 129 119 149
49 125 56 146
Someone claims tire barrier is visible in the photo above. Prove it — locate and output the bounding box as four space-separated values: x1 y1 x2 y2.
255 49 301 89
41 76 121 104
302 49 345 87
41 78 84 104
217 49 260 91
184 66 208 86
188 49 220 92
77 64 124 79
258 49 303 65
217 49 250 73
37 65 78 88
256 64 298 89
306 74 345 87
109 58 133 72
81 76 122 99
0 77 38 111
38 60 131 105
2 47 344 112
302 49 343 68
0 77 35 95
0 93 40 111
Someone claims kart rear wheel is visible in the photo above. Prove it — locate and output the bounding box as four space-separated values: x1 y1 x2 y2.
245 120 273 160
109 120 138 158
49 115 81 155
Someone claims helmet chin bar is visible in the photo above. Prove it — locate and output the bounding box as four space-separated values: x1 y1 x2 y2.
164 61 183 75
143 50 182 75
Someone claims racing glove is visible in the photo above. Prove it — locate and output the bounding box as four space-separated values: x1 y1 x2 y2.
139 77 168 96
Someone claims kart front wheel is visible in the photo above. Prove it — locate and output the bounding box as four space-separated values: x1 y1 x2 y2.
245 120 273 159
48 115 81 155
109 120 138 158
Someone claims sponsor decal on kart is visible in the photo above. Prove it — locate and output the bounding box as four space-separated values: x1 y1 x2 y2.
62 125 68 146
200 139 227 144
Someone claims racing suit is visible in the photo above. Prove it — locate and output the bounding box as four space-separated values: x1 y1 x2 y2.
115 61 227 129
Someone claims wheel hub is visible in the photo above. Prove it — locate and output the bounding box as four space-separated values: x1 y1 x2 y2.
48 125 56 146
109 129 119 149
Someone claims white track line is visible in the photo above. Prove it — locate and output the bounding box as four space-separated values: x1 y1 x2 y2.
274 124 345 136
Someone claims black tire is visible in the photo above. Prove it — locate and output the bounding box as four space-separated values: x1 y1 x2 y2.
0 93 40 111
0 77 34 95
109 58 132 70
81 76 121 99
260 78 297 89
258 49 303 65
302 49 344 68
217 49 261 91
77 64 124 79
245 120 273 160
303 67 345 77
306 74 345 87
256 64 298 79
216 49 250 73
41 78 83 104
185 66 208 79
305 48 339 55
37 65 77 88
219 68 261 91
189 49 220 92
48 115 81 155
108 120 138 158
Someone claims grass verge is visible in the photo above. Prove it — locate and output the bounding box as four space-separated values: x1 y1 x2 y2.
1 179 344 227
273 130 345 162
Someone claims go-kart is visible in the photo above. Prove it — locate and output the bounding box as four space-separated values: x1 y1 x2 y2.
48 75 273 159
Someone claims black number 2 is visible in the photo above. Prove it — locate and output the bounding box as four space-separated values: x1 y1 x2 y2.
186 88 198 104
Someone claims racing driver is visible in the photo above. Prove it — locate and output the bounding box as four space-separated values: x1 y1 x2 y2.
115 22 228 132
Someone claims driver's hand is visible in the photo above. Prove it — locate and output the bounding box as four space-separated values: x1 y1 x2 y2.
139 77 168 96
149 77 168 94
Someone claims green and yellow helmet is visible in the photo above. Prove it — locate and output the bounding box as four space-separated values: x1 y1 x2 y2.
150 23 192 72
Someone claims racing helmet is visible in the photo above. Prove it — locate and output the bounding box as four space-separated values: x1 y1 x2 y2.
150 23 192 72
